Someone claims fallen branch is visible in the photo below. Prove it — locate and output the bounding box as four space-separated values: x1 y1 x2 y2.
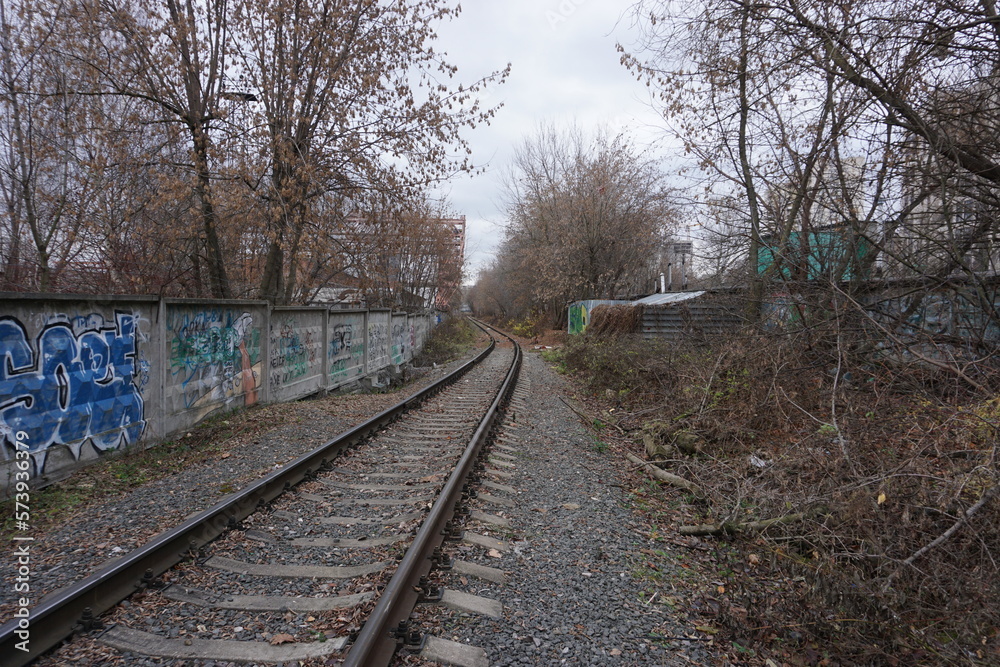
625 452 704 498
560 396 626 435
679 507 828 536
884 480 1000 589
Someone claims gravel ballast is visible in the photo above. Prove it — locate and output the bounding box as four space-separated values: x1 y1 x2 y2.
405 349 722 666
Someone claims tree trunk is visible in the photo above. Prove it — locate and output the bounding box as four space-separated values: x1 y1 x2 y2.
738 3 763 322
282 205 307 305
258 235 285 303
191 126 231 299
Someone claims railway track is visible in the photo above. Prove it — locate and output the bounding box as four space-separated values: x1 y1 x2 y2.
2 320 521 667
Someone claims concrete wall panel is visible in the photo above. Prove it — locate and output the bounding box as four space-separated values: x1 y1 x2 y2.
366 309 391 374
163 301 267 434
412 315 429 356
329 310 366 388
391 313 408 366
269 308 325 402
0 295 160 486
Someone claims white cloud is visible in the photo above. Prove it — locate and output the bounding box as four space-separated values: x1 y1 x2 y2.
431 0 669 280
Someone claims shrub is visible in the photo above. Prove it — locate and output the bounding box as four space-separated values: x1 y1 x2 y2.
412 316 476 366
558 325 1000 664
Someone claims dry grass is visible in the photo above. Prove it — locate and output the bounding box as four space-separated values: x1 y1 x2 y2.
560 325 1000 665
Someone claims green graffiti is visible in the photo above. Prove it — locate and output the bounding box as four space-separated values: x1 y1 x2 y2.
568 304 588 335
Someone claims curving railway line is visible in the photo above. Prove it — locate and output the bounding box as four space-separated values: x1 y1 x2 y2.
1 320 521 667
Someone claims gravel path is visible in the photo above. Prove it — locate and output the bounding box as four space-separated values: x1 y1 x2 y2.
407 349 722 666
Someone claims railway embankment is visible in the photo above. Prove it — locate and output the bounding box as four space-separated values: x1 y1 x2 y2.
0 321 489 624
522 324 1000 666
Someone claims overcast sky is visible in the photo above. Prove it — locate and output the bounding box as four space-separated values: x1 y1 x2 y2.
431 0 672 282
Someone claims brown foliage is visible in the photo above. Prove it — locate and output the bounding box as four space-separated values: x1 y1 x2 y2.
587 304 644 336
0 0 504 302
481 126 676 323
563 325 1000 664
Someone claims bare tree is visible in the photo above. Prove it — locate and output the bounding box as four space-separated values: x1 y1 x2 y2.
490 125 675 323
77 0 236 298
231 0 507 304
468 261 517 320
0 0 102 291
626 0 1000 291
0 0 506 302
340 195 463 309
623 1 890 314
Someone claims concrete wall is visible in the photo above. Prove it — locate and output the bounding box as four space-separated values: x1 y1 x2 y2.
269 308 326 403
366 309 391 374
762 282 1000 349
410 314 429 358
0 296 161 489
0 294 436 491
328 310 366 387
164 301 267 435
391 312 408 366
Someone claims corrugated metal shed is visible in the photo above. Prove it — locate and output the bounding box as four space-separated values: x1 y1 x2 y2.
571 290 745 340
634 291 706 306
637 290 744 341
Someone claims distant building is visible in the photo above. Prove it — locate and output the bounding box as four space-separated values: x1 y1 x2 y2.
441 216 466 265
758 225 873 282
314 214 466 311
434 216 466 309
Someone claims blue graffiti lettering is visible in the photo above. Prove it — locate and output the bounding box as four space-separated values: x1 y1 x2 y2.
0 312 146 460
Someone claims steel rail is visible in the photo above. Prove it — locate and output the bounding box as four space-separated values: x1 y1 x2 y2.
343 320 521 667
0 326 496 667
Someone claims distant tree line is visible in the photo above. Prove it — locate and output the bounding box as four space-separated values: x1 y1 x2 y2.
0 0 506 306
469 126 677 325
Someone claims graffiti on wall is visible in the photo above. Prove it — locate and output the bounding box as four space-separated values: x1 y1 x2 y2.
568 303 588 335
168 310 260 420
413 319 427 352
391 323 406 365
0 312 146 471
871 290 1000 355
897 293 953 336
761 292 799 330
329 323 365 381
269 318 318 391
367 321 388 372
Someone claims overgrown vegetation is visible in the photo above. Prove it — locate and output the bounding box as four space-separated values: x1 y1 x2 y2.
467 126 676 327
560 326 1000 665
506 313 545 339
411 316 478 367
